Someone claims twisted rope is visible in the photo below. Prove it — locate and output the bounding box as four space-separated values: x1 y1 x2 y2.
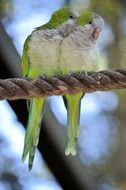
0 69 126 100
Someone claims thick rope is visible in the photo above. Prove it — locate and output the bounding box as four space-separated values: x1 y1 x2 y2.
0 69 126 100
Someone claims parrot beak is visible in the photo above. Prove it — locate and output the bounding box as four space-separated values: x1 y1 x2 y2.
92 27 101 40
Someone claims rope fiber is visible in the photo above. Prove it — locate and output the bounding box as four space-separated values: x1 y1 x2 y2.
0 69 126 100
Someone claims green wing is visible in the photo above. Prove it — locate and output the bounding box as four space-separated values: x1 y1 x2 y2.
22 35 31 77
22 35 32 110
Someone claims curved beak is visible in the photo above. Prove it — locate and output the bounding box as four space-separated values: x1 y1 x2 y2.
92 27 102 40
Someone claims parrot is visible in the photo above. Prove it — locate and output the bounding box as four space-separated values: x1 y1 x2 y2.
21 7 104 170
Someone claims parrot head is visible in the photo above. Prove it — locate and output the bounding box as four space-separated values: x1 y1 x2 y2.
73 9 104 41
40 7 104 40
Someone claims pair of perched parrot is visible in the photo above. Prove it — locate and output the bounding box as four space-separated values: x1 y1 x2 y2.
21 7 104 170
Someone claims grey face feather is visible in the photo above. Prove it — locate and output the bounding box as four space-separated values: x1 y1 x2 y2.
92 14 104 30
57 17 77 37
57 10 79 38
69 10 79 18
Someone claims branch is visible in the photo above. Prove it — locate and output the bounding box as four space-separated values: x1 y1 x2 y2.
0 69 126 100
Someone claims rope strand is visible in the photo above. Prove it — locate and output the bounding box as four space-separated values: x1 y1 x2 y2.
0 69 126 100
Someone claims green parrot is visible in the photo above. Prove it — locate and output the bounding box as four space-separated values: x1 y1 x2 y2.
21 7 104 170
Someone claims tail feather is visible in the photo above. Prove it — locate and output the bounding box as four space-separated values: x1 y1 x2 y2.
22 97 45 170
63 92 84 156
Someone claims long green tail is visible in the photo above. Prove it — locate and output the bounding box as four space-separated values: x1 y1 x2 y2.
63 92 84 156
22 97 45 170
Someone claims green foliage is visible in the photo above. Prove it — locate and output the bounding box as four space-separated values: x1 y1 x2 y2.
0 0 13 18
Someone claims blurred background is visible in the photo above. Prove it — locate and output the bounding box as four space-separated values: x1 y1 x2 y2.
0 0 126 189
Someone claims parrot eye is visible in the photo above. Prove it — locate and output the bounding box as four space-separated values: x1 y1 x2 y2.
69 11 79 19
89 21 92 24
69 15 74 19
